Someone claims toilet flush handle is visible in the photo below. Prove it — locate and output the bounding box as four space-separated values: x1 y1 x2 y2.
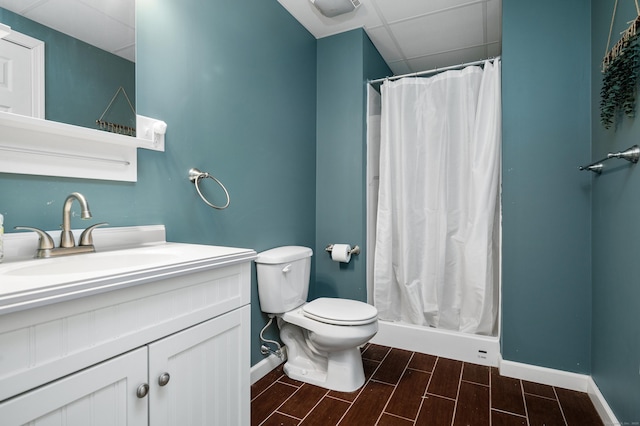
282 264 292 273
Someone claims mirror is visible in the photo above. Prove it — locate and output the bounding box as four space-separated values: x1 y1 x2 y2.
0 1 135 134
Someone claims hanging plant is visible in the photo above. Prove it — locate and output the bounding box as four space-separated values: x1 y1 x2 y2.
600 4 640 130
600 32 640 129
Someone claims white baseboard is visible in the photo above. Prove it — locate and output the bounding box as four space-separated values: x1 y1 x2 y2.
587 377 620 426
499 358 619 425
499 358 589 392
250 351 286 385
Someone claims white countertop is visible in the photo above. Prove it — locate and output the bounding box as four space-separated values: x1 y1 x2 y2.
0 225 256 315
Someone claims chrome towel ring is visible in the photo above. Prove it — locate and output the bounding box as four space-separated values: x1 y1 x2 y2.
188 168 230 210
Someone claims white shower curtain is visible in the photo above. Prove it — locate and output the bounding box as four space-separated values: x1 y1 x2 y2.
373 59 501 335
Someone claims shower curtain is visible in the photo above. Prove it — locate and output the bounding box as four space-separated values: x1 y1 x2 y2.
373 59 501 335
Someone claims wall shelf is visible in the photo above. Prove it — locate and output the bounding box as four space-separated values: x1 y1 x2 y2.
0 112 166 182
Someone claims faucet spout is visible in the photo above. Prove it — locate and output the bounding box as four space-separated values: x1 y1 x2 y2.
60 192 92 248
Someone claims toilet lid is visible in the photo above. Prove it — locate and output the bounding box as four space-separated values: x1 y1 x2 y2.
302 298 378 326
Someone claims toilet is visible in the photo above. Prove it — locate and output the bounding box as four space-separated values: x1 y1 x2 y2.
255 246 378 392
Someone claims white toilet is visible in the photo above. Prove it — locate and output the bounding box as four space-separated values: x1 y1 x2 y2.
255 246 378 392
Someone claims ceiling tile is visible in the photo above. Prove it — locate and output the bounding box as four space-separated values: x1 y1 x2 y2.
371 0 481 24
406 44 492 73
387 3 485 59
386 59 412 76
365 26 405 63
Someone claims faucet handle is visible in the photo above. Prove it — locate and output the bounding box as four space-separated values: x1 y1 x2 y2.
79 222 108 247
14 226 55 251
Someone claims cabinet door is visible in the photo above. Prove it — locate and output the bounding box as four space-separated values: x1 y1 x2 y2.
0 347 148 426
148 305 250 426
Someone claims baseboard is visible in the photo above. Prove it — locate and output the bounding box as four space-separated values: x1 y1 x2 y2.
499 358 589 392
499 358 619 425
587 377 620 426
250 351 286 385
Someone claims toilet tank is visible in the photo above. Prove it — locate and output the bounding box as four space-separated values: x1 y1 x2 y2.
255 246 313 314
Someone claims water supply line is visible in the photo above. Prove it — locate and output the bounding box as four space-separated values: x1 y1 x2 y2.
259 316 284 360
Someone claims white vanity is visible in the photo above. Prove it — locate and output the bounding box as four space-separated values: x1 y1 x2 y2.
0 225 256 426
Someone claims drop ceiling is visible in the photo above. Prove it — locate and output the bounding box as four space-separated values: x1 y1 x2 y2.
0 0 135 62
278 0 501 75
0 0 501 75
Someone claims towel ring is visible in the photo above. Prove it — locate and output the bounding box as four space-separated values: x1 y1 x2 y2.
188 168 230 210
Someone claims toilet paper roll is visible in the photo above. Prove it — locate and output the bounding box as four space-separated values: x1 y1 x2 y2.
331 244 352 263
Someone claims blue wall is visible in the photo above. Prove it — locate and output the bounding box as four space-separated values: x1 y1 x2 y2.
314 29 390 302
501 0 592 373
0 0 317 368
591 0 640 421
0 7 135 129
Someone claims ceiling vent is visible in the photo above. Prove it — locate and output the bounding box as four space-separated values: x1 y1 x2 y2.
309 0 361 17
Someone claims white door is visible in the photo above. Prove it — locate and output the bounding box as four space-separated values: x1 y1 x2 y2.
0 30 44 117
0 347 148 426
148 306 251 426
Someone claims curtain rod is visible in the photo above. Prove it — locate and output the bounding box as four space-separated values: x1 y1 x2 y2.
368 56 500 85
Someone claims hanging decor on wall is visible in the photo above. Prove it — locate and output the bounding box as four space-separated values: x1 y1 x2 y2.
600 1 640 129
96 86 136 137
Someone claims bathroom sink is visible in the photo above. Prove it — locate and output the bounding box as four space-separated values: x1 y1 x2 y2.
5 252 179 276
0 241 257 315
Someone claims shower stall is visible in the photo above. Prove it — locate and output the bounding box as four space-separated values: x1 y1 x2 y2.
366 59 502 366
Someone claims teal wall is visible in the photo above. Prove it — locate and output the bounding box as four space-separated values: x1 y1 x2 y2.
0 7 135 129
314 29 390 302
501 0 592 373
591 0 640 422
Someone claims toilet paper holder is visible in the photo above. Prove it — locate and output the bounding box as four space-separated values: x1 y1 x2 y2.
325 244 360 256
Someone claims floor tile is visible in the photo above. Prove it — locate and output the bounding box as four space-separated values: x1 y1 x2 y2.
384 368 430 420
416 394 456 425
525 393 565 426
490 367 526 416
251 344 606 426
453 381 490 426
278 383 328 419
555 387 605 426
522 380 556 399
338 380 395 425
251 365 285 400
428 357 463 399
362 344 391 362
260 412 300 426
251 382 299 426
299 396 350 426
407 351 437 372
462 362 490 386
491 410 528 426
371 348 413 385
377 413 414 425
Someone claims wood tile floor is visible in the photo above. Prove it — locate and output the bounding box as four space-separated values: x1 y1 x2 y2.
251 344 604 426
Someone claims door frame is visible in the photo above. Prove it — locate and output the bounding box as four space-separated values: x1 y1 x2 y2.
3 29 44 118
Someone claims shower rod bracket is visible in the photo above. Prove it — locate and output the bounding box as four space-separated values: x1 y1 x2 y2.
579 144 640 174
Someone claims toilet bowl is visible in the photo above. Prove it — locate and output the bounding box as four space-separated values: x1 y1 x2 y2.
255 246 378 392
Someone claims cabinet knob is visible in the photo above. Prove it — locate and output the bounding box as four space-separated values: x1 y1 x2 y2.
136 383 149 398
158 372 171 387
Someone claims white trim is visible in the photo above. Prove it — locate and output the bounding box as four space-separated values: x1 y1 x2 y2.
250 351 286 385
499 358 589 392
499 358 619 425
588 377 621 426
3 30 45 119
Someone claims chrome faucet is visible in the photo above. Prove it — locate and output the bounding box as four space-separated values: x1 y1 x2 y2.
15 192 107 258
60 192 92 248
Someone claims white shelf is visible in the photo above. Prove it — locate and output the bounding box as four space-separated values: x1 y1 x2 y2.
0 112 166 182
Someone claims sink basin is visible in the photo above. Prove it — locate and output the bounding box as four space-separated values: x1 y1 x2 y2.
5 252 180 276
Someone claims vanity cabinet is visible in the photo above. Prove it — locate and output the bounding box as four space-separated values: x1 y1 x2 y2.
0 248 253 426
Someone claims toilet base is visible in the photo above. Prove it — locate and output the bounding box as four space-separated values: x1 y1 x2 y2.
279 321 366 393
284 347 365 393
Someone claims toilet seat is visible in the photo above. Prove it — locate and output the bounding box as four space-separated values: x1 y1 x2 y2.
302 298 378 326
